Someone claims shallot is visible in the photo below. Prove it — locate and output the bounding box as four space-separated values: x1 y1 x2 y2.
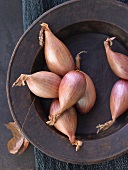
48 99 82 151
39 23 75 76
12 71 61 98
104 37 128 80
75 52 96 114
97 79 128 133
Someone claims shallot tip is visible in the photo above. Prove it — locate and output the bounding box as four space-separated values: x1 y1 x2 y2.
76 51 87 57
72 140 83 151
105 37 116 47
75 51 87 70
96 120 115 134
110 37 116 41
46 114 59 126
39 23 50 46
40 23 50 31
12 74 27 87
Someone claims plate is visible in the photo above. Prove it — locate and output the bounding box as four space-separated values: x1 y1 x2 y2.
6 0 128 164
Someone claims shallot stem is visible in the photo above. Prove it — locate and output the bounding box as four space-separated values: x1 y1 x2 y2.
40 23 50 31
104 37 116 47
12 74 28 87
72 140 83 151
75 51 87 70
39 27 45 46
46 115 56 126
39 23 50 46
96 120 115 134
46 111 62 126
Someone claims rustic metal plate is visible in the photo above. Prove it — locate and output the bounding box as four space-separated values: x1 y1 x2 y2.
6 0 128 164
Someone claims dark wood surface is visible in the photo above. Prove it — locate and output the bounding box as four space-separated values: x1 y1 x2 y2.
7 0 128 165
0 0 35 169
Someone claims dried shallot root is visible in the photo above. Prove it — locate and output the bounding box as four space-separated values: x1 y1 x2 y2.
39 23 75 76
12 71 61 98
97 79 128 133
75 52 96 114
104 37 128 80
5 122 29 155
48 99 82 151
46 70 86 125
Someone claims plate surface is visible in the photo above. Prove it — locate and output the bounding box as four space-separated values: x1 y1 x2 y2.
7 0 128 164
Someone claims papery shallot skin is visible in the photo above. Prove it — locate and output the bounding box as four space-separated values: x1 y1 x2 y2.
39 23 75 76
110 79 128 120
76 72 96 114
12 71 61 98
49 99 82 151
59 70 86 112
104 38 128 80
50 99 77 143
96 79 128 133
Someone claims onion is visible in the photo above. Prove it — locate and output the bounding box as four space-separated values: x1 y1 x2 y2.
12 71 61 98
104 37 128 80
46 70 86 125
48 99 82 151
39 23 75 76
97 79 128 133
75 52 96 114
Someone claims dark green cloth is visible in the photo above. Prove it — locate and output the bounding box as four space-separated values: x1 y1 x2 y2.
22 0 69 31
34 147 128 170
22 0 128 169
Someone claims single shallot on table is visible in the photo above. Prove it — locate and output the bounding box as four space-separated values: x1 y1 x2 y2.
97 79 128 133
48 99 82 151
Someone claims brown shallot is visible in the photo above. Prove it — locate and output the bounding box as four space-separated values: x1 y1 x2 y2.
97 79 128 133
48 99 82 151
12 71 61 98
46 70 86 125
39 23 75 76
104 37 128 80
75 52 96 114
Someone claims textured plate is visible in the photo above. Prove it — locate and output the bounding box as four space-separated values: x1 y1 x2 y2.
7 0 128 164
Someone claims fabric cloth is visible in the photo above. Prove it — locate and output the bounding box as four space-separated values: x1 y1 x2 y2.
34 147 128 170
22 0 69 31
22 0 128 169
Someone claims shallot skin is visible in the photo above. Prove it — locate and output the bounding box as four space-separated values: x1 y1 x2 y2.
50 100 77 143
40 23 75 76
97 79 128 133
76 72 96 114
49 99 82 151
59 70 86 112
104 38 128 80
110 79 128 121
12 71 61 98
75 52 96 114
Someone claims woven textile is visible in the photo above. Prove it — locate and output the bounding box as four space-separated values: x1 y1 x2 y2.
34 147 128 170
22 0 69 31
22 0 128 169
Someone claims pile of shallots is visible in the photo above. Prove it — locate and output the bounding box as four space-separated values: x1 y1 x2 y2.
12 23 128 151
13 23 96 151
